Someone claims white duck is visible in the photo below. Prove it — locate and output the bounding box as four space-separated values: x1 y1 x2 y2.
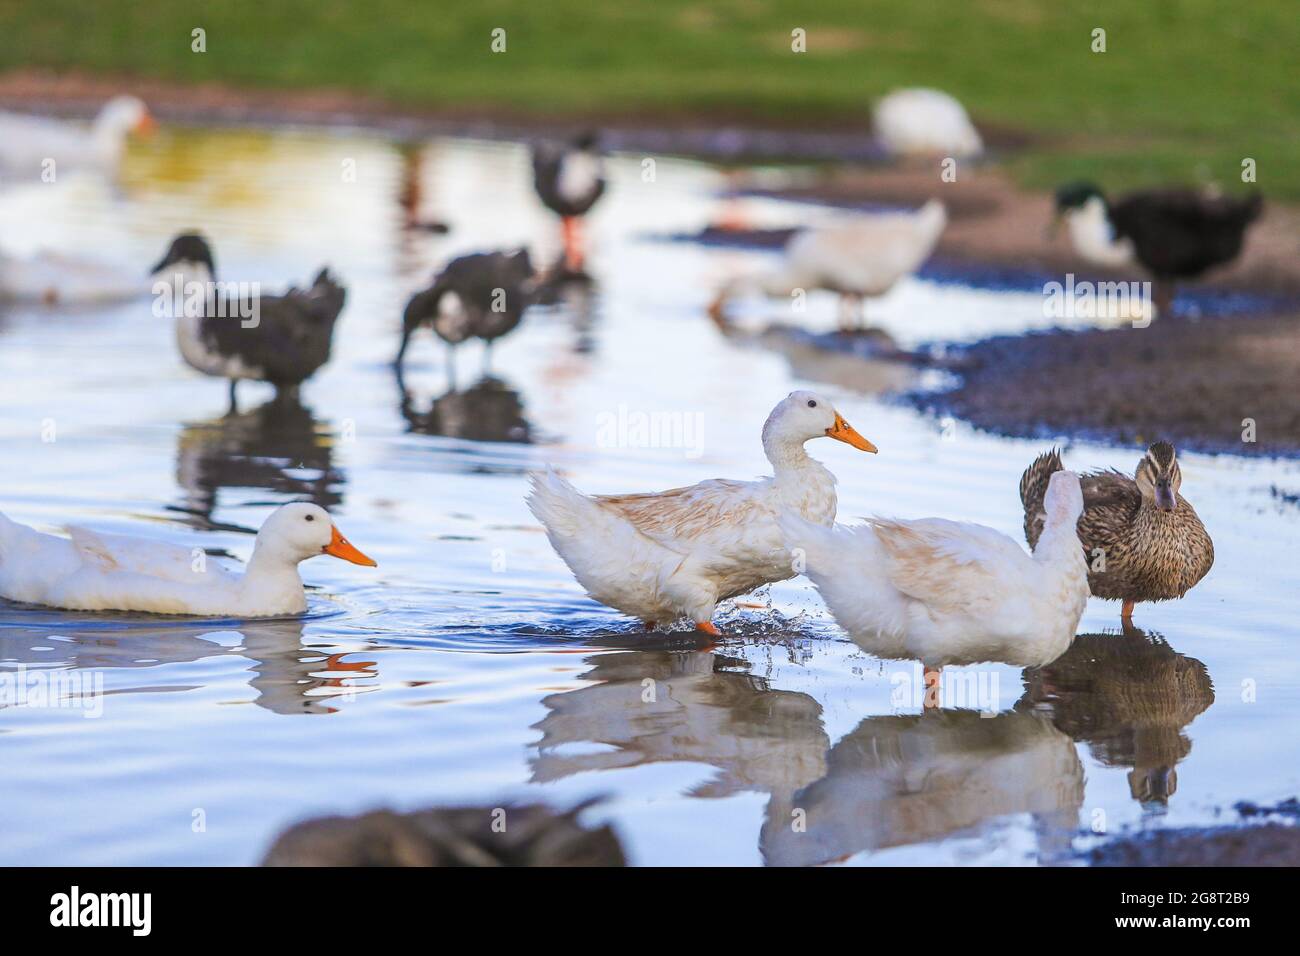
0 96 155 181
527 391 877 635
873 88 983 158
0 247 146 306
708 201 947 330
780 470 1088 674
0 502 375 616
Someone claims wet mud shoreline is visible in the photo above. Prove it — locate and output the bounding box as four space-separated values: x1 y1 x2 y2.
905 309 1300 457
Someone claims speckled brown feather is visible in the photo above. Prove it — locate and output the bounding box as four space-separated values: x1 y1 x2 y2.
1020 448 1214 605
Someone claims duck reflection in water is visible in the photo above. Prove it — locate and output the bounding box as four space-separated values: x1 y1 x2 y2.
172 395 345 532
531 650 829 808
0 616 374 716
1021 625 1214 809
396 369 533 444
530 649 1089 865
760 709 1084 866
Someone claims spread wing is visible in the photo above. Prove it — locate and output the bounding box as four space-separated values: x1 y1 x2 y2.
596 479 766 554
869 517 1032 615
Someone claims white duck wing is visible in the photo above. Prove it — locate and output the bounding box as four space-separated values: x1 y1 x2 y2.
868 517 1033 616
66 525 236 585
596 478 769 559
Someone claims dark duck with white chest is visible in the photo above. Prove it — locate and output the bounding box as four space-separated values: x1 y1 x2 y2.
151 233 345 412
1020 442 1213 624
532 132 606 274
1053 182 1263 316
396 248 539 377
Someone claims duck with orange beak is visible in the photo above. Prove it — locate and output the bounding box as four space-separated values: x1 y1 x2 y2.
528 391 877 638
0 502 375 617
0 95 156 180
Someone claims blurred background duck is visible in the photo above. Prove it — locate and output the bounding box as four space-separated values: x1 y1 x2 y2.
0 95 156 182
527 391 876 636
1053 182 1263 316
396 248 539 380
0 245 144 306
263 801 625 866
873 88 983 159
1020 442 1214 624
708 200 947 331
151 233 346 413
781 471 1089 686
532 131 606 274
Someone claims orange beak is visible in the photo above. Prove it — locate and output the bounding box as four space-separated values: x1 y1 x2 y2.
323 525 377 567
825 413 878 453
133 112 158 137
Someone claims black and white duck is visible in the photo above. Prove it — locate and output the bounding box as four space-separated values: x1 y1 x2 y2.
150 233 346 412
1053 182 1263 316
396 248 539 377
532 132 606 273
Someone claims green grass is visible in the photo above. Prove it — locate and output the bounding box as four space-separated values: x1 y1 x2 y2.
2 1 1296 195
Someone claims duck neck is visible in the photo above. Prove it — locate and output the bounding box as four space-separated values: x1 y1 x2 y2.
241 545 307 610
91 117 130 166
764 431 834 489
1033 519 1087 572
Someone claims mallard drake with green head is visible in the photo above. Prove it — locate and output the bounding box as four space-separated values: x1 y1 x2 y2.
1020 442 1213 622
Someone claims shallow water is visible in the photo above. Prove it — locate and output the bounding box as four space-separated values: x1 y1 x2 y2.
1 126 1297 865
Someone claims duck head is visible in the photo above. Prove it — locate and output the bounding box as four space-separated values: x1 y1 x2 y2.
254 502 377 568
95 95 156 139
762 390 877 453
1135 441 1180 512
150 232 216 280
572 130 600 153
1050 181 1106 237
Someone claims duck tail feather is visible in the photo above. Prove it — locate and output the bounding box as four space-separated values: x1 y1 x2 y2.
1019 447 1064 546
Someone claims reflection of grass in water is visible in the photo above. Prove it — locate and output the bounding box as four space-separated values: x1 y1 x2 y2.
2 2 1295 195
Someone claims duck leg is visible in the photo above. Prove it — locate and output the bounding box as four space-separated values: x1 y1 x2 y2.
695 620 720 650
445 346 458 390
561 216 585 273
226 379 240 416
1121 599 1136 623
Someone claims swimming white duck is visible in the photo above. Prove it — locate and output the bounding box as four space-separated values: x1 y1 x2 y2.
527 391 877 635
0 247 146 306
780 470 1088 675
0 502 375 616
708 201 947 330
0 96 156 181
873 88 983 158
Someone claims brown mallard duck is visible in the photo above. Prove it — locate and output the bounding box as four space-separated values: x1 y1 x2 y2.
1020 442 1213 622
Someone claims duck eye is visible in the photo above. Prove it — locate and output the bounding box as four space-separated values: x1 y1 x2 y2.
304 514 315 522
807 400 817 408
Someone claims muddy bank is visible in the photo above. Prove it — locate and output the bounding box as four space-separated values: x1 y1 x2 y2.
0 68 893 162
1087 823 1300 866
907 309 1300 457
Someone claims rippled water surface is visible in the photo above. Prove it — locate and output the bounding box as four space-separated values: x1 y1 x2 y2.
1 127 1298 865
